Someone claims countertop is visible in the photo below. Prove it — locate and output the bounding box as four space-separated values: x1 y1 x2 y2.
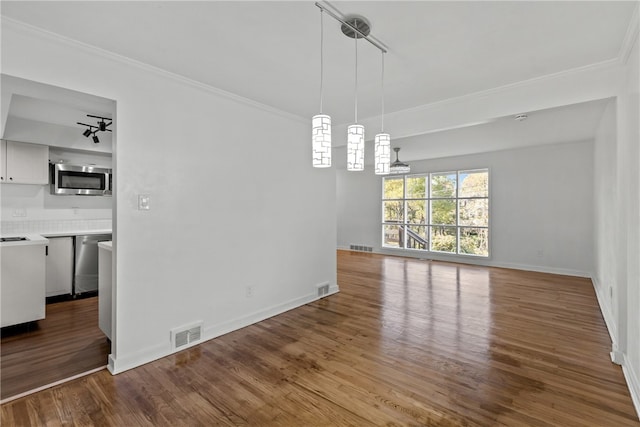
98 241 113 251
0 234 49 247
0 229 111 247
41 229 112 238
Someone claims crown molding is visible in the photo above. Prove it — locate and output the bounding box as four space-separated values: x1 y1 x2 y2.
618 2 639 65
378 58 621 124
1 17 308 125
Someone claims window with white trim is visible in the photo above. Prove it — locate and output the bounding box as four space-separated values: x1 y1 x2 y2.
382 169 489 257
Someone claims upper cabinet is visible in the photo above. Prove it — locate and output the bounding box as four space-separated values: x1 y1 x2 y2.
0 140 49 185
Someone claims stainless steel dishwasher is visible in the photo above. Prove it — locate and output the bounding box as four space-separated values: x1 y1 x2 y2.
74 234 112 295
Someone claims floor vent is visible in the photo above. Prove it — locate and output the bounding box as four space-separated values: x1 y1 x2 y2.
350 244 373 253
171 322 203 350
317 282 330 297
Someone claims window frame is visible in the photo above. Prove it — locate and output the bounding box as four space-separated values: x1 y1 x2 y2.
381 168 490 257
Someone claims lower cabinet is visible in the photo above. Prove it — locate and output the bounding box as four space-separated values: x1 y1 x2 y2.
1 244 46 327
98 243 112 340
46 237 73 297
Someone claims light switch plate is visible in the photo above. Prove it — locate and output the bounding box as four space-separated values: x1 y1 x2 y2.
138 194 151 210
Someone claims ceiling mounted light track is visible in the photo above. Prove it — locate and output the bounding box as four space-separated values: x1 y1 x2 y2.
312 1 390 172
315 2 388 53
77 114 112 144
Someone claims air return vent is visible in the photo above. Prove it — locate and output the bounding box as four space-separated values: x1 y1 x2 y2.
317 282 330 297
170 322 203 350
350 244 373 252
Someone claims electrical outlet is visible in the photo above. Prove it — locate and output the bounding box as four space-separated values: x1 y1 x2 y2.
138 194 151 210
246 286 254 298
536 249 543 258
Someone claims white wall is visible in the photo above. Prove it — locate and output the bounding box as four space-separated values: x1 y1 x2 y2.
594 23 640 415
2 19 337 372
593 100 618 333
338 140 594 277
626 34 640 416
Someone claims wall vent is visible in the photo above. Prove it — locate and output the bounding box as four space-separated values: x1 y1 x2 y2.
170 322 203 350
349 244 373 253
317 282 330 297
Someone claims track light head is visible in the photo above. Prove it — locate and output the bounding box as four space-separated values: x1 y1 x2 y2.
79 115 110 144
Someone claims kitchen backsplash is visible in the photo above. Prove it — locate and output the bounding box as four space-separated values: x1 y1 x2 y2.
1 219 112 234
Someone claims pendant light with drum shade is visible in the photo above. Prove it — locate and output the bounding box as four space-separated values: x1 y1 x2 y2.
346 17 365 172
311 2 390 172
312 9 331 168
374 51 390 175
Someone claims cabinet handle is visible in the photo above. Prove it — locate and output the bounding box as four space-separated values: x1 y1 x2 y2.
46 246 49 256
9 177 13 181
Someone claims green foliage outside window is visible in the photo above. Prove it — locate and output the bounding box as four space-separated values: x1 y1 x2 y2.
382 169 489 257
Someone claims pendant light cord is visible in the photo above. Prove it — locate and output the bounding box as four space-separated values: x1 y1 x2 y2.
381 51 385 132
354 19 358 124
320 9 324 113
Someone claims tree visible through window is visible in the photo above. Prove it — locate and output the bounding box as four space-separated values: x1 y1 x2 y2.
382 169 489 257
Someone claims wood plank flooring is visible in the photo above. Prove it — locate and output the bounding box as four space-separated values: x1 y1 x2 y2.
1 297 110 400
1 251 638 425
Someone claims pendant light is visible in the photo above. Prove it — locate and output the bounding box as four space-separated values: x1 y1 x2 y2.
347 18 364 172
374 51 390 175
311 3 389 172
312 9 331 168
390 147 410 174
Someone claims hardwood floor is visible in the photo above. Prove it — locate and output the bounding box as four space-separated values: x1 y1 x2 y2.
1 251 638 425
1 297 110 400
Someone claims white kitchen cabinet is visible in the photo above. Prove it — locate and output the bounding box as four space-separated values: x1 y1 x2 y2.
0 139 49 185
1 243 47 327
0 140 6 182
98 241 113 340
46 237 74 297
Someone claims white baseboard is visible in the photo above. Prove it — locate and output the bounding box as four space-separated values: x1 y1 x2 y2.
591 275 618 345
338 247 592 278
203 285 339 342
108 285 339 375
622 354 640 420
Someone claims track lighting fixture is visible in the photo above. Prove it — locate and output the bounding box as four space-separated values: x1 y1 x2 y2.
77 114 112 144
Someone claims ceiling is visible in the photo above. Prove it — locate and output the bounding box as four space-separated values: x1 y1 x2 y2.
1 74 115 151
0 1 635 159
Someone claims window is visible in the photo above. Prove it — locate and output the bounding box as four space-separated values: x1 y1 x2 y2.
382 169 489 257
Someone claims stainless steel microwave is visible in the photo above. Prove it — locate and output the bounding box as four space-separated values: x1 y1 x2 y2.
50 163 112 196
